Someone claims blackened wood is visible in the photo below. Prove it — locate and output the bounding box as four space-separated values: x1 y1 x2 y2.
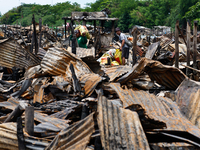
32 14 38 55
70 22 77 54
193 21 198 80
132 29 137 66
39 18 42 47
4 103 26 123
186 20 191 76
25 106 34 136
64 19 67 39
81 105 89 119
17 117 26 150
175 20 179 68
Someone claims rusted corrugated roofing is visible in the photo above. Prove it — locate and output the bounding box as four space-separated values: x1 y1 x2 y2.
34 111 70 130
0 38 40 69
80 73 102 96
45 112 95 150
145 42 160 59
97 95 150 150
41 47 92 79
118 58 186 89
0 97 19 110
175 79 200 129
68 47 95 58
102 65 132 82
0 122 51 150
109 83 200 139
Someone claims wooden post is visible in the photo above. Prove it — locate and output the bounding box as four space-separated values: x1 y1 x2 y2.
111 20 115 38
101 21 105 33
25 106 34 136
70 23 77 54
32 14 38 55
4 103 27 123
56 26 57 37
186 20 191 76
17 117 26 150
193 21 198 80
64 19 67 39
94 20 96 32
132 28 137 66
39 18 42 47
83 20 86 26
175 20 179 68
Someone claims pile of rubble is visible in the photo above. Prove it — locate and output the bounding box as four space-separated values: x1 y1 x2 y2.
0 21 200 150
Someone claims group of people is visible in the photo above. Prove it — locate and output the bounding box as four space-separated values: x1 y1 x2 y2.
72 27 130 65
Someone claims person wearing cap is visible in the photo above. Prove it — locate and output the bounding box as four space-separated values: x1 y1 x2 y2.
70 29 87 48
115 27 129 65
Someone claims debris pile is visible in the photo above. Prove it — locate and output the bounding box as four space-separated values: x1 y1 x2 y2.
0 17 200 150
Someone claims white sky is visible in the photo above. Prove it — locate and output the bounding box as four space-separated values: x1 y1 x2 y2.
0 0 95 15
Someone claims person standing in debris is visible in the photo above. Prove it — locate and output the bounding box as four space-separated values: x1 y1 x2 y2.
72 29 87 48
115 27 130 65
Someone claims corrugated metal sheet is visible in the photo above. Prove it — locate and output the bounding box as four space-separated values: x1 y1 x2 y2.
68 47 95 58
41 47 92 79
145 42 160 59
0 97 19 110
97 95 150 150
45 112 95 150
102 65 132 82
109 83 200 139
34 111 70 130
80 73 102 96
0 122 51 150
118 58 186 89
0 38 40 69
175 79 200 129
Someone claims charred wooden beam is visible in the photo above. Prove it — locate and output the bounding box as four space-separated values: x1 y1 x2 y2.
186 20 191 76
32 14 38 55
175 20 179 68
25 106 34 136
193 21 198 78
4 102 27 123
17 117 26 150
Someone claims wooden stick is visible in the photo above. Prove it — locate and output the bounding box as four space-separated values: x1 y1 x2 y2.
4 103 27 123
186 20 191 76
25 106 34 136
17 117 26 150
180 64 200 73
175 20 179 68
132 28 137 66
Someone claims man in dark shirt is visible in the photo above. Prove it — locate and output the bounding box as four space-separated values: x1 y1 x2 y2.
115 27 129 65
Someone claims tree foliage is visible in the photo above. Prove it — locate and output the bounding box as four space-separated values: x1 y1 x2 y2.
1 0 200 31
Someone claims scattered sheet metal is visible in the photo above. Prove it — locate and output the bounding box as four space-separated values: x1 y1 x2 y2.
118 58 187 89
41 47 92 79
159 35 173 50
145 41 160 59
102 65 132 82
0 97 20 110
34 111 70 130
109 83 200 139
80 73 102 96
175 78 200 129
0 122 51 150
97 95 150 150
45 112 95 150
67 47 95 58
0 38 40 69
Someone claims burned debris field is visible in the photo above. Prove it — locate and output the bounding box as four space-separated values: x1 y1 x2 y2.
0 10 200 150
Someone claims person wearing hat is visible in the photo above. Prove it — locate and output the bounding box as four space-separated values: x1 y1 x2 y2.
115 27 129 65
70 29 87 48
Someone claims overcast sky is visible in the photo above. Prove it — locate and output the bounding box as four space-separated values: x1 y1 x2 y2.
0 0 95 15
